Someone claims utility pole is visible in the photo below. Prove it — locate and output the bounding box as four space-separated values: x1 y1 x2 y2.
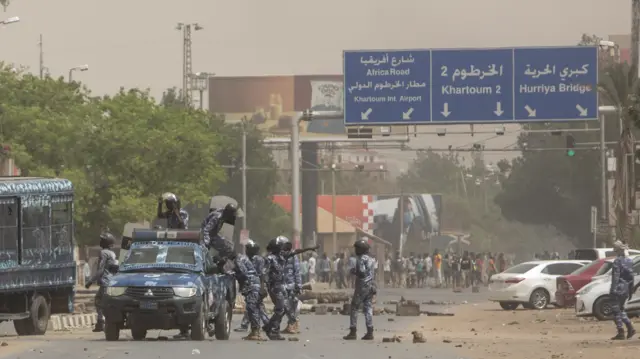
241 128 247 230
176 22 202 107
633 0 640 76
38 34 44 79
331 164 337 255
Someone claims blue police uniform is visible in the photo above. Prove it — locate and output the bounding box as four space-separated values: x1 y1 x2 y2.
264 252 287 339
201 210 235 258
610 255 636 339
239 255 270 329
284 255 302 329
232 254 262 333
349 254 376 335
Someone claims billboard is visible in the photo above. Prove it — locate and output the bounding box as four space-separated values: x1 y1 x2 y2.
273 194 442 252
208 75 346 136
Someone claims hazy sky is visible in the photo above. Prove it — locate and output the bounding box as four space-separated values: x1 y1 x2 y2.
0 0 630 97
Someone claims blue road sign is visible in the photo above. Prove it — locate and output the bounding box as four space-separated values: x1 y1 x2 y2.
343 46 598 125
344 50 431 125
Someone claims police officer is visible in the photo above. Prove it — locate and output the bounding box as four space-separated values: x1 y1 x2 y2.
610 240 636 340
343 239 376 340
281 238 302 334
228 251 264 340
235 239 270 333
201 201 238 259
263 236 288 341
157 192 189 229
85 232 118 333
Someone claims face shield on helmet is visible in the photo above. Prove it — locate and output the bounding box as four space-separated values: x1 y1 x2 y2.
245 239 260 257
221 203 238 225
162 192 178 210
100 232 116 249
277 236 292 252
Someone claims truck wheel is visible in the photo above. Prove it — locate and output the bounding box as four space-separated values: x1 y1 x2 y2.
15 294 50 335
190 301 206 341
131 326 147 341
104 322 120 341
214 300 231 340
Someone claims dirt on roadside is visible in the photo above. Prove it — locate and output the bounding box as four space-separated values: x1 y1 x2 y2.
409 302 640 359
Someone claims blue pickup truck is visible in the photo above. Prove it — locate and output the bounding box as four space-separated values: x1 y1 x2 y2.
101 229 236 341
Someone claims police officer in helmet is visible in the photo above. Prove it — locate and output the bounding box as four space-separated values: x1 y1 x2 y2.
201 201 238 258
344 238 376 340
157 192 189 229
86 231 118 332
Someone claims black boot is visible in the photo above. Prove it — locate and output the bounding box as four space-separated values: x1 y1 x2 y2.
267 330 285 341
92 322 104 333
343 327 357 340
611 328 626 340
361 327 374 340
628 327 636 339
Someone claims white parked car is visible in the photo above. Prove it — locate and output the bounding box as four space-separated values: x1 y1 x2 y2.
575 256 640 320
489 260 590 310
573 248 640 260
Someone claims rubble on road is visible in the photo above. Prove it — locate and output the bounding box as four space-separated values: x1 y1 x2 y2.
411 331 426 343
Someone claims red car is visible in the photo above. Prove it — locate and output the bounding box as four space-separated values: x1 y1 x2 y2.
555 258 610 307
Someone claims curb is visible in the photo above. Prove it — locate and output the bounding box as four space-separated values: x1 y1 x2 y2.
48 314 97 331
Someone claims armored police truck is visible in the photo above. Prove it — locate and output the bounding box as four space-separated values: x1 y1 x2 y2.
102 229 236 341
0 177 76 335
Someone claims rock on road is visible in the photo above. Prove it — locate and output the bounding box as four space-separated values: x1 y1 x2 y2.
0 287 488 359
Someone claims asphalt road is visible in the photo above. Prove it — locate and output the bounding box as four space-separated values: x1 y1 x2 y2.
0 287 490 359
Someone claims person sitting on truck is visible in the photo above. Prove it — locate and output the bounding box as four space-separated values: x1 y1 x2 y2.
157 192 189 229
85 232 118 333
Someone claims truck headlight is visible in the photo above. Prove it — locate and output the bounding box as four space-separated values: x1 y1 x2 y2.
173 287 197 298
106 287 127 296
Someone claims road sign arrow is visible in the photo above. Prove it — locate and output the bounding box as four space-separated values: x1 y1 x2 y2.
402 108 414 120
494 102 504 116
524 105 536 117
361 108 372 120
441 103 451 118
576 104 588 117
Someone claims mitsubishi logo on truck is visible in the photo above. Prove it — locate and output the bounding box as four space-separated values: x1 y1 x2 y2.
144 289 154 296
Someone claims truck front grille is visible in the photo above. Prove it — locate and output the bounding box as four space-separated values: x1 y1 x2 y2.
125 287 174 299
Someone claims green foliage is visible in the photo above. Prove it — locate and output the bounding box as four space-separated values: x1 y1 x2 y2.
0 65 283 245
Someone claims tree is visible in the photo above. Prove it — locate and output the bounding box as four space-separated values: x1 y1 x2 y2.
0 65 284 245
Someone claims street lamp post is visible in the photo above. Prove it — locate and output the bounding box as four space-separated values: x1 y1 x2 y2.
0 16 19 26
68 64 89 82
331 163 337 255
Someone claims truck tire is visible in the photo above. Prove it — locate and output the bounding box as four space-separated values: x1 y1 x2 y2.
190 301 206 341
14 294 50 335
104 322 120 341
214 300 231 340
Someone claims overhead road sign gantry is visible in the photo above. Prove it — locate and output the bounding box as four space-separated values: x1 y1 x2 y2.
343 46 598 125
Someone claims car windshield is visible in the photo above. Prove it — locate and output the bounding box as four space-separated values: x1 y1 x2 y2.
595 262 613 276
502 263 538 274
570 260 601 275
124 245 196 265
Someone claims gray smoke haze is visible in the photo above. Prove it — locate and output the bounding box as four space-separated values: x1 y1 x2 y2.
0 0 629 97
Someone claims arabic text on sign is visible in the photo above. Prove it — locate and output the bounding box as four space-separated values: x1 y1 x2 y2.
347 80 427 94
523 64 589 81
359 54 416 67
440 64 504 82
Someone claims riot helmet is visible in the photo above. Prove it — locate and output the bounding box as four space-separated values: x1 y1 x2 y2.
99 232 116 249
279 236 292 252
245 239 260 258
161 192 179 210
353 238 370 256
221 203 237 225
267 236 288 254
